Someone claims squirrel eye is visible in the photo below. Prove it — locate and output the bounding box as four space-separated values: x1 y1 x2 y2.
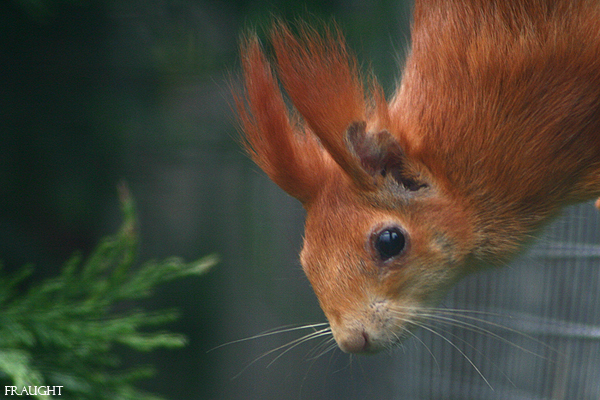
375 228 406 260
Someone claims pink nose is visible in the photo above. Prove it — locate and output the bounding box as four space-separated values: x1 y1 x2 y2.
338 330 369 354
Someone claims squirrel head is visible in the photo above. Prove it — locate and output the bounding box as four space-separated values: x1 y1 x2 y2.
235 22 482 352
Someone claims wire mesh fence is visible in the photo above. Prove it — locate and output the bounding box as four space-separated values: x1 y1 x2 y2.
389 201 600 399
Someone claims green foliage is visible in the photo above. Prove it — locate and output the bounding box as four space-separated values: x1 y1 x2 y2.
0 187 218 399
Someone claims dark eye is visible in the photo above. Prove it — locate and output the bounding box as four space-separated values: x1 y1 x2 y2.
375 228 406 260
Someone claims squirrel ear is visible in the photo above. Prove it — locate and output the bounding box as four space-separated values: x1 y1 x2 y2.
345 121 428 191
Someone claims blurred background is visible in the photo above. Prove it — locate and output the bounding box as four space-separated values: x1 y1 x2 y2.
2 0 599 399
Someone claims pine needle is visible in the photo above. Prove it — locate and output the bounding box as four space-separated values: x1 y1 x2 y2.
0 186 218 400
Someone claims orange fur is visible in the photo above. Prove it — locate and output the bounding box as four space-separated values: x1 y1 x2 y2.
236 35 329 203
235 1 600 354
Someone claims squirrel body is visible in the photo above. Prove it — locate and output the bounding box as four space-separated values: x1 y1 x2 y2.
236 0 600 353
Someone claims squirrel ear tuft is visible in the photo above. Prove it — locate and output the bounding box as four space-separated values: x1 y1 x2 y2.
345 122 428 191
236 34 330 204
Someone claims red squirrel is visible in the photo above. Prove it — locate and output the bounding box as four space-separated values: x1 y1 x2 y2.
234 0 600 354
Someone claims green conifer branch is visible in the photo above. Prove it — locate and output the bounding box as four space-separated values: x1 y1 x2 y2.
0 186 218 399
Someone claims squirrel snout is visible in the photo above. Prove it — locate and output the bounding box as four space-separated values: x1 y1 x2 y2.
329 300 415 354
336 328 370 354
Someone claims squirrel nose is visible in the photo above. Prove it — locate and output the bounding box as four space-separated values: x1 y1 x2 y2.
338 329 369 354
